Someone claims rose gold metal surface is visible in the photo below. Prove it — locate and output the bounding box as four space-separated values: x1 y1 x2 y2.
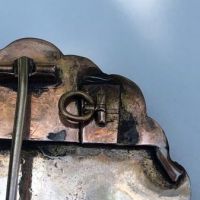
81 84 120 143
0 38 101 142
0 38 190 192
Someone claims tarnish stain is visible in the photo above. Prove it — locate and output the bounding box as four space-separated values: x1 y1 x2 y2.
47 130 66 141
19 152 34 200
0 146 191 200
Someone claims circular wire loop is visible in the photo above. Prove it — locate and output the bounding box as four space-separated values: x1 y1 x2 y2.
58 91 95 122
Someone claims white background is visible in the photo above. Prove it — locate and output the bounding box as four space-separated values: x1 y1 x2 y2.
0 0 198 199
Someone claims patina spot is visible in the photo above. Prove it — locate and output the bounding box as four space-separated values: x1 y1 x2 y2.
47 130 66 141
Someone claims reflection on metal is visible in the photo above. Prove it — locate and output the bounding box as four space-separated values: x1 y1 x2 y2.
6 57 29 200
0 38 191 200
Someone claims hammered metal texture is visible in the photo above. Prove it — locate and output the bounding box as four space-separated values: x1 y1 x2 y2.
0 146 190 200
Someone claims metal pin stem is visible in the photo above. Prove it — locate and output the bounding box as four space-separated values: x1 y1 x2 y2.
6 57 29 200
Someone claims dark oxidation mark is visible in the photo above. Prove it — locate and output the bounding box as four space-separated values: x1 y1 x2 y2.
39 145 74 157
47 130 66 141
118 108 139 145
142 148 182 189
19 152 34 200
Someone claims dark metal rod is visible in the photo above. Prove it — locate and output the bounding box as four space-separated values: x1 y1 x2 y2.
0 66 13 73
0 65 56 74
6 57 29 200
